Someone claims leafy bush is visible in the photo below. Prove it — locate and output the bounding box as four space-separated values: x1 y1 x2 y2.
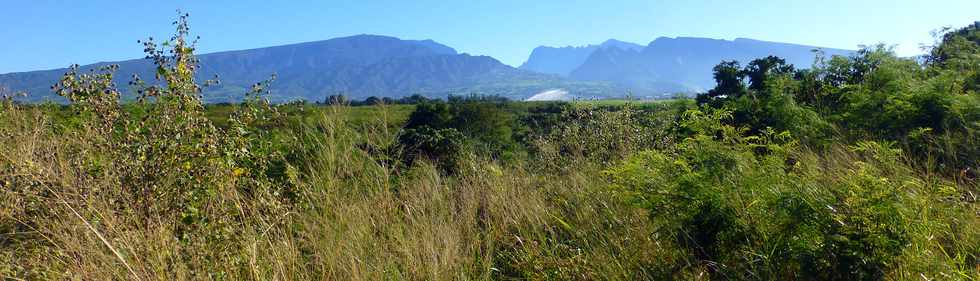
697 56 834 145
1 14 297 278
399 95 519 163
396 126 466 172
604 108 977 279
528 102 675 170
700 35 980 172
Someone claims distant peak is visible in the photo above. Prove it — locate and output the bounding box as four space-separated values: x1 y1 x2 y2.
733 37 850 51
321 35 457 55
734 37 763 42
341 34 402 40
675 36 726 42
599 39 644 51
600 39 628 45
531 41 607 50
408 39 458 55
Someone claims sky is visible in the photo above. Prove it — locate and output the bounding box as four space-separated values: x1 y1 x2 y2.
0 0 978 74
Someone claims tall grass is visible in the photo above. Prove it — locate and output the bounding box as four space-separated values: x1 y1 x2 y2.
0 99 664 280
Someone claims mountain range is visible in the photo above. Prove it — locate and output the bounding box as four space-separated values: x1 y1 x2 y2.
523 37 854 94
1 35 615 103
518 39 645 76
1 34 854 103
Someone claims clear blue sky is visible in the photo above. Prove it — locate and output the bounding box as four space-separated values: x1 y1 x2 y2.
1 0 977 74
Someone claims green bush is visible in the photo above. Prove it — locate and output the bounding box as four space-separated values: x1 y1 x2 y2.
700 36 980 172
401 95 519 160
396 126 466 173
604 108 976 279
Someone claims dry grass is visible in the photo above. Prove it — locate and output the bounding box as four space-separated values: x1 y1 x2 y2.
0 103 662 280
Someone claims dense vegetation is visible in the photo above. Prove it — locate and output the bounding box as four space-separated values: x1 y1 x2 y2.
1 17 978 280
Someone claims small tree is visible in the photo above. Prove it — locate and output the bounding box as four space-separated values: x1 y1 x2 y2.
742 56 795 93
697 60 746 106
364 96 383 105
324 94 348 105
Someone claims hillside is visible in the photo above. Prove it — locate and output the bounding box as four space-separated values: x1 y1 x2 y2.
0 35 592 103
518 39 644 76
522 37 854 95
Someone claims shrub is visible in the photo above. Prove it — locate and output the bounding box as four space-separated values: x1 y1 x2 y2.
401 95 519 160
604 108 976 279
0 14 297 279
396 126 466 173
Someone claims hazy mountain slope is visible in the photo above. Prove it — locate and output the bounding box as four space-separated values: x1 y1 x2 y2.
518 39 644 76
568 37 854 94
598 39 645 52
294 54 555 97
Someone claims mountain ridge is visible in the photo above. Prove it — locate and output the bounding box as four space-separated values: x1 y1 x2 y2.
1 34 584 103
1 34 860 103
517 39 644 76
564 36 856 94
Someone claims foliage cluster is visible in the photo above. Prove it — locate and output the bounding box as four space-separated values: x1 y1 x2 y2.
605 109 978 279
697 26 980 172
